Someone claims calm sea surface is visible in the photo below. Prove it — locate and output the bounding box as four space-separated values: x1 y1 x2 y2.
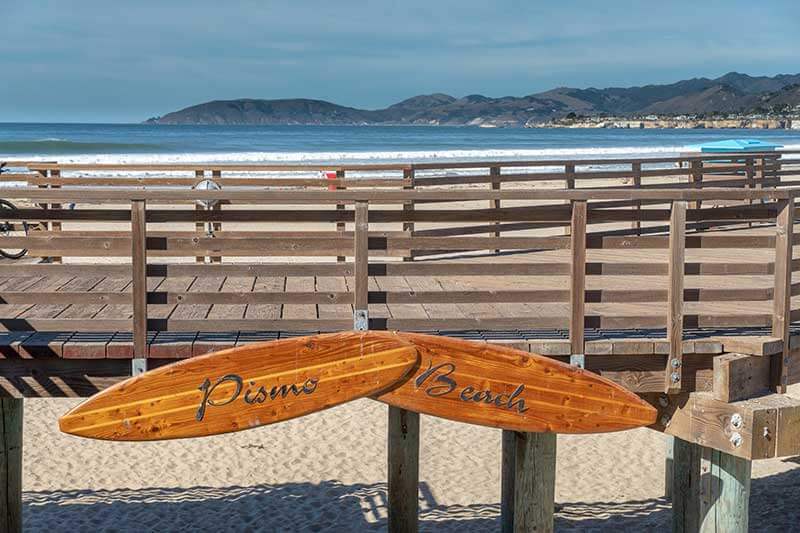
1 123 798 165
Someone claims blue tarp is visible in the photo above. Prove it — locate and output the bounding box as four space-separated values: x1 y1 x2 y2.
689 139 783 153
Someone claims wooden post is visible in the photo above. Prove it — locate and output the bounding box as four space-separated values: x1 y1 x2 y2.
745 157 756 227
632 162 642 235
387 406 419 533
772 196 794 393
513 432 557 533
50 169 62 264
665 435 674 499
671 438 751 533
0 398 22 533
353 201 369 330
131 199 148 373
500 430 517 533
336 169 346 263
490 166 501 252
36 169 50 262
564 164 575 236
570 201 586 369
194 170 205 263
402 168 415 262
666 201 686 393
671 437 701 532
690 160 703 212
211 169 222 263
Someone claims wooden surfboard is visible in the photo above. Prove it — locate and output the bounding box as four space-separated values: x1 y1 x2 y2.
375 332 657 433
59 331 418 441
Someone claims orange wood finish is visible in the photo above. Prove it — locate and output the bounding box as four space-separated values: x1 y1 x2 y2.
376 333 657 433
59 331 417 441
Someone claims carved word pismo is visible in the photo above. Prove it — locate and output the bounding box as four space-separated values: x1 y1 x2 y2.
414 361 528 413
196 374 318 421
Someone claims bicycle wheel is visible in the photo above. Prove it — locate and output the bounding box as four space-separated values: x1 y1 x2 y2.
0 199 28 259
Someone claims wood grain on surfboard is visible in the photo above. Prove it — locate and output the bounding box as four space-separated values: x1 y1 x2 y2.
59 331 418 441
375 332 657 433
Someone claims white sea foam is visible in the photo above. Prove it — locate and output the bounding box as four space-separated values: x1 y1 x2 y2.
7 145 693 166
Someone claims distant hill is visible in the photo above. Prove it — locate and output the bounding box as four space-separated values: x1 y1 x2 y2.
145 72 800 127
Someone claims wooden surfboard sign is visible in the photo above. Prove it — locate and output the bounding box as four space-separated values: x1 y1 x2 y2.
59 331 418 441
60 330 656 441
375 332 657 434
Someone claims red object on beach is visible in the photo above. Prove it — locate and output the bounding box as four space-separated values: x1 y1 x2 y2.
325 171 337 191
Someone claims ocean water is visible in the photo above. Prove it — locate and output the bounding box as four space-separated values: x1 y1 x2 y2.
1 123 799 165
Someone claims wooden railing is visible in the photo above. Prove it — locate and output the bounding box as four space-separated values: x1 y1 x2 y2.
0 185 796 393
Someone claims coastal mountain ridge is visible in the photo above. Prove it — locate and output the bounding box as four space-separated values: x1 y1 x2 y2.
145 72 800 127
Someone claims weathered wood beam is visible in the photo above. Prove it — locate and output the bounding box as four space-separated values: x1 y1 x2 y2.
713 353 770 402
648 391 800 461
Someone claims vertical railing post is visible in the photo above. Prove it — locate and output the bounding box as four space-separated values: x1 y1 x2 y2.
690 160 703 212
570 200 587 369
131 199 148 375
564 164 575 236
402 168 415 262
50 168 62 263
772 195 794 393
632 162 642 235
211 169 222 263
35 168 50 262
490 166 501 252
336 169 346 263
194 170 205 263
745 157 756 227
666 201 686 393
353 200 369 331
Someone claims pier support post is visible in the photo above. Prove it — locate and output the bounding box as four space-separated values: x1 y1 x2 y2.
0 399 22 533
501 431 557 533
387 406 419 533
671 438 751 533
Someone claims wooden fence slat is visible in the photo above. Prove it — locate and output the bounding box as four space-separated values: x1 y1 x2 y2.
666 201 687 393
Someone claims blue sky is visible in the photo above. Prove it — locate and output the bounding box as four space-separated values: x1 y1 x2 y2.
2 0 798 122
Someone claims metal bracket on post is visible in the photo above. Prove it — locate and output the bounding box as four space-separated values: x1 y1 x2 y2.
131 358 148 376
354 309 369 331
570 353 585 369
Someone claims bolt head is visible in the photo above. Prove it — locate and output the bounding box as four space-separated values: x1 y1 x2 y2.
671 358 681 368
658 395 669 408
731 413 743 429
730 432 743 448
670 372 680 383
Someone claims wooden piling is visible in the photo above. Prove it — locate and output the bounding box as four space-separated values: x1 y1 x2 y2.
500 430 517 533
0 398 22 533
502 431 558 532
387 406 419 533
671 438 751 533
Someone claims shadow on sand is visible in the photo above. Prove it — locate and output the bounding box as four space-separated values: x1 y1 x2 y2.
23 463 800 532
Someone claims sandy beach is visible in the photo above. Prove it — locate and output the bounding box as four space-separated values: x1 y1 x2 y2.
21 396 800 532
